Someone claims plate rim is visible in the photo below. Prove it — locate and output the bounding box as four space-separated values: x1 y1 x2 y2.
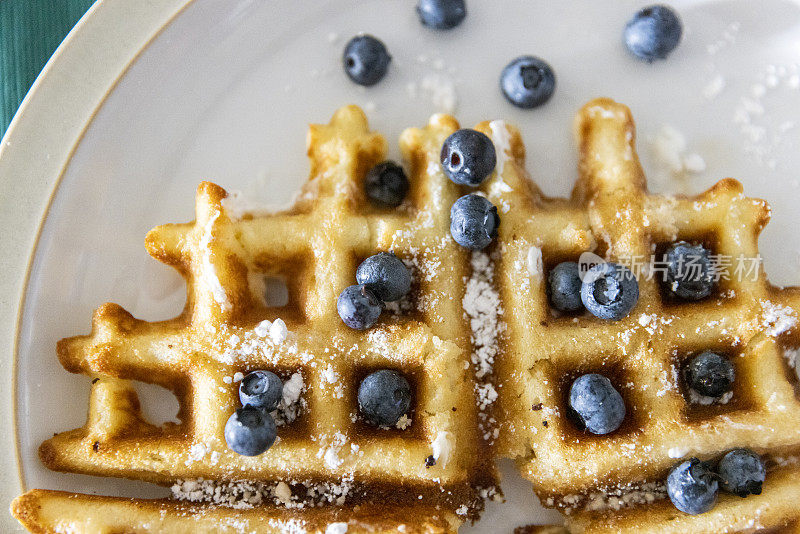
0 0 193 529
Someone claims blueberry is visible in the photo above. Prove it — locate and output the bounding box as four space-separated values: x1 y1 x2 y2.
337 285 382 330
416 0 466 29
239 370 283 412
568 373 626 435
624 5 683 62
441 129 497 186
664 241 715 301
343 35 391 86
718 448 766 498
684 351 735 399
224 405 277 456
356 252 412 302
365 161 409 208
549 262 583 312
500 56 556 109
450 194 499 250
667 458 719 515
580 262 639 320
358 369 412 426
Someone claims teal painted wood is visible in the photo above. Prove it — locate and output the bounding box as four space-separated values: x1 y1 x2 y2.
0 0 95 137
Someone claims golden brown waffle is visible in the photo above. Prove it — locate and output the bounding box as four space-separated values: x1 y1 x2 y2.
13 106 497 532
470 98 800 530
565 461 800 533
12 489 457 533
14 99 800 533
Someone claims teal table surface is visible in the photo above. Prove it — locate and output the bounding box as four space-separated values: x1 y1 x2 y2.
0 0 95 138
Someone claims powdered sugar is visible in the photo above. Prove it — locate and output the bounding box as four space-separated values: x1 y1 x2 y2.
784 347 800 383
548 480 666 514
220 190 283 221
199 210 232 311
489 120 512 178
668 446 689 459
254 320 271 337
761 300 797 337
463 252 504 380
171 476 353 511
185 442 220 466
321 365 344 399
326 523 348 534
703 74 726 100
419 74 458 114
463 251 504 442
430 431 452 468
526 246 543 279
649 125 706 184
316 432 348 470
688 388 733 406
268 519 307 534
732 63 800 169
270 318 289 344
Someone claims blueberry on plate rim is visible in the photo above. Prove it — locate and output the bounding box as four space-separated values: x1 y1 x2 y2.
337 284 383 330
440 129 497 186
364 161 409 208
500 55 556 109
343 34 391 86
224 405 278 456
416 0 466 30
624 4 683 62
580 262 639 320
450 194 500 250
684 351 735 399
358 369 413 426
548 261 584 313
718 448 766 498
667 458 719 515
356 252 412 302
568 373 626 435
663 241 715 301
239 370 283 412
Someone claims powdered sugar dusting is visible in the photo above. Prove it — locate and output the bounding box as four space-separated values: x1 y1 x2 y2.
489 120 511 178
221 190 284 221
172 476 353 511
317 432 348 470
761 300 797 337
784 347 800 383
649 125 706 185
326 523 348 534
463 251 504 442
199 210 231 311
431 431 453 468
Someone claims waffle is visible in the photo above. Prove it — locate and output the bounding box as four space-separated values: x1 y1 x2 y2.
12 490 457 533
12 106 498 532
472 98 800 531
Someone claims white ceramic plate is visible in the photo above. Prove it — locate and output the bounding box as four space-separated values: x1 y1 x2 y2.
4 0 800 531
